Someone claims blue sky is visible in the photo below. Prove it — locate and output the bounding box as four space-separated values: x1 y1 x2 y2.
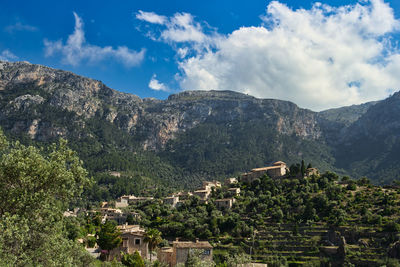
1 0 400 110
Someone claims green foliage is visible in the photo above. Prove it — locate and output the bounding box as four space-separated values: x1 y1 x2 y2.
121 251 145 267
0 131 93 266
97 220 122 252
144 228 162 261
183 249 215 267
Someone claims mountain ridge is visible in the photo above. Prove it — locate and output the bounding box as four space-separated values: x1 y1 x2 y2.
0 60 398 186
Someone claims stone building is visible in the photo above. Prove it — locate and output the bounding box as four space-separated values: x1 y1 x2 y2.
164 195 179 208
215 198 236 210
305 167 319 177
193 189 210 202
115 195 155 208
99 208 127 224
109 225 148 260
202 181 221 191
225 177 238 185
228 187 241 196
241 161 287 184
158 239 213 266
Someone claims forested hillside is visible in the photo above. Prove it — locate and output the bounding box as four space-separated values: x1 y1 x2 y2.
1 60 400 198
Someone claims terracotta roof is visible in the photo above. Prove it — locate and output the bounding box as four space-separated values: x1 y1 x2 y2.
273 161 286 165
174 241 212 249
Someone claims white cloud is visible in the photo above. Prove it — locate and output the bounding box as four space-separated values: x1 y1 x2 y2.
44 12 145 67
177 47 189 58
139 0 400 111
0 50 18 61
136 11 167 25
148 74 169 91
4 22 38 33
136 11 210 45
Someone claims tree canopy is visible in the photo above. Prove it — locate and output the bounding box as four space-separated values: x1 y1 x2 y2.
0 129 93 266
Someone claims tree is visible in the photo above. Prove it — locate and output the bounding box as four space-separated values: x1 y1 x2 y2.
121 251 145 267
97 220 122 260
0 130 93 266
144 228 162 262
184 249 215 267
301 160 306 177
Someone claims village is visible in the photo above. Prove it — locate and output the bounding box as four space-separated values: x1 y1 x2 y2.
68 161 320 266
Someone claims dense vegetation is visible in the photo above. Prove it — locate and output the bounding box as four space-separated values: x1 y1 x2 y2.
119 169 400 266
0 130 94 266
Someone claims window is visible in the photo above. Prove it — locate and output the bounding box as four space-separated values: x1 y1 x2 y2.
135 238 141 245
122 238 128 247
203 249 210 255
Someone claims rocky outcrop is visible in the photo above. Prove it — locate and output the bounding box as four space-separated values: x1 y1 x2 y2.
2 60 400 183
0 61 325 151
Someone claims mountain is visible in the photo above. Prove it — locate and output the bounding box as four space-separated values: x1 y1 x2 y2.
0 60 398 189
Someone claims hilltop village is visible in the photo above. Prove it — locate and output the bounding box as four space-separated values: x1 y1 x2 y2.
60 158 400 266
76 161 321 266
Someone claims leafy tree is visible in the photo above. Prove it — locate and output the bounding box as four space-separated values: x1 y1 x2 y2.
121 251 145 267
97 220 122 260
184 249 215 267
0 130 93 266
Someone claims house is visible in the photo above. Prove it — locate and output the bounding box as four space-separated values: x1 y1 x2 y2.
228 187 241 196
164 195 179 208
158 239 213 266
305 167 319 177
241 161 287 184
99 208 127 224
128 196 154 205
158 247 174 266
193 189 211 202
215 198 236 210
225 177 238 185
202 181 221 191
108 225 148 260
115 195 130 208
115 195 155 207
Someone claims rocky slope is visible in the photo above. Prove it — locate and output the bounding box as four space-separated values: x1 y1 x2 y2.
0 60 398 184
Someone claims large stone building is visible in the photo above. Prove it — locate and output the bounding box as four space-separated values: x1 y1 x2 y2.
158 239 213 266
241 161 287 184
99 208 127 224
215 198 236 210
109 225 148 260
193 189 210 203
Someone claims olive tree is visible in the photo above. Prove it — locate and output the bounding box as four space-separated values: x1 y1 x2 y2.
0 129 93 266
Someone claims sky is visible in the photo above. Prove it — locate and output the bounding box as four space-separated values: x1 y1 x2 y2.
1 0 400 111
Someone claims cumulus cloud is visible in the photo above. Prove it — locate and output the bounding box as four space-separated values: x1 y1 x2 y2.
44 12 145 67
0 50 18 61
138 0 400 111
148 74 169 91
